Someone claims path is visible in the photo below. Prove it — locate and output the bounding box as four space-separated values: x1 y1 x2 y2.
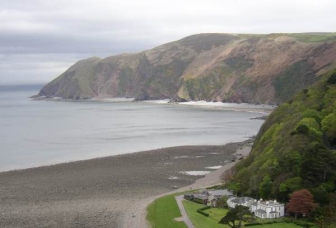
175 195 195 228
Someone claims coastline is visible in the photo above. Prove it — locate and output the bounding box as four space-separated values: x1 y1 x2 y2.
31 96 275 115
121 141 252 228
0 140 252 228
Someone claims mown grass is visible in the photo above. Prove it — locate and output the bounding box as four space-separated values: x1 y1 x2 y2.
182 200 227 228
146 194 187 228
251 223 302 228
147 193 310 228
183 200 304 228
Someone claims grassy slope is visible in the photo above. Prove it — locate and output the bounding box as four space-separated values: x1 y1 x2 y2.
251 224 302 228
182 200 302 228
182 200 228 228
147 193 309 228
146 194 187 228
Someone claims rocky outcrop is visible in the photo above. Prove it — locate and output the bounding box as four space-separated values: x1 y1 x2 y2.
37 33 336 104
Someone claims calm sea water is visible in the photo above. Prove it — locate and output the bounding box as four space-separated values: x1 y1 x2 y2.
0 85 267 171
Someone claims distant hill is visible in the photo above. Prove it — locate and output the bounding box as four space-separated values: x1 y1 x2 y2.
226 70 336 205
37 33 336 104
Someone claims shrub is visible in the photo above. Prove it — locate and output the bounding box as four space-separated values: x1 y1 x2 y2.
326 72 336 85
196 206 210 217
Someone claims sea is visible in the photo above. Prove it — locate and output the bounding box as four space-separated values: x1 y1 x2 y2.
0 84 270 172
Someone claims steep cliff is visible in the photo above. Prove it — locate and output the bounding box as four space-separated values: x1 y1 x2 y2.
37 33 336 104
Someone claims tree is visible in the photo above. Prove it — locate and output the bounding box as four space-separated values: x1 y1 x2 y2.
313 194 336 228
219 205 253 228
287 189 317 219
326 72 336 85
321 114 336 145
220 196 229 208
260 175 273 199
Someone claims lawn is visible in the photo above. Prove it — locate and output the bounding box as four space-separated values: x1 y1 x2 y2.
147 193 306 228
146 194 187 228
182 200 303 228
251 224 302 228
182 200 228 228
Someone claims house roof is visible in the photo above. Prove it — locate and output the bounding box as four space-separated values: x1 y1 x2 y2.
230 197 254 204
257 200 284 207
194 194 208 200
184 193 193 197
210 189 232 197
255 209 266 214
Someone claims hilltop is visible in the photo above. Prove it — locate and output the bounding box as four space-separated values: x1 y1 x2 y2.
37 33 336 104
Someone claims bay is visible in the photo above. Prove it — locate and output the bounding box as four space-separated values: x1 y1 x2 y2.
0 85 267 171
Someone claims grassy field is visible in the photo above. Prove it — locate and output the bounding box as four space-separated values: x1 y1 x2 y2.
251 224 302 228
147 194 306 228
182 200 227 228
146 194 187 228
182 200 303 228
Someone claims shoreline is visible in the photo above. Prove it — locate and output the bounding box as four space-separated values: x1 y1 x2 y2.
31 96 274 115
121 142 253 228
0 139 252 173
0 140 252 228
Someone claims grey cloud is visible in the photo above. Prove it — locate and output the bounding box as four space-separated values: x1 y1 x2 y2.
1 0 336 84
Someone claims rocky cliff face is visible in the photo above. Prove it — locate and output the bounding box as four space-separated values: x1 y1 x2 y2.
37 33 336 104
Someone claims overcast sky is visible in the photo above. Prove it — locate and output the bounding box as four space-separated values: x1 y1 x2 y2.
1 0 336 85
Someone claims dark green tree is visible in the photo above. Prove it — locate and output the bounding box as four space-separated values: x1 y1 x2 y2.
260 175 273 199
219 205 253 228
326 72 336 85
321 114 336 145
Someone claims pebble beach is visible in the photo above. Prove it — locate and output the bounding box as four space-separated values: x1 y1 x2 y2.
0 140 252 228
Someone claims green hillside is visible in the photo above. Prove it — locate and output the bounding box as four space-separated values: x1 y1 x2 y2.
226 70 336 206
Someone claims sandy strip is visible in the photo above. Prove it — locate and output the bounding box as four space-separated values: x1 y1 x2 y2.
0 140 252 228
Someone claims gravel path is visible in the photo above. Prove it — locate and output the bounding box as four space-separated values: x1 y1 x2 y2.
175 195 195 228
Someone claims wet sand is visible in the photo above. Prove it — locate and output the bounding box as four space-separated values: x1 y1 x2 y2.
0 140 252 228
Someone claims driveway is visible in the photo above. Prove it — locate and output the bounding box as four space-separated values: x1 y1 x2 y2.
175 195 195 228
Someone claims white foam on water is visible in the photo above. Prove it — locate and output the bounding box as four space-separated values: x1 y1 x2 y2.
205 166 222 170
179 171 211 176
168 176 179 180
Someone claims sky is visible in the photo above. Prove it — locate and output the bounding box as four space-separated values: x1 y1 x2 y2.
1 0 336 85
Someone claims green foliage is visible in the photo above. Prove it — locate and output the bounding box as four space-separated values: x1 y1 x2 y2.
326 72 336 85
219 205 254 228
197 206 210 217
226 70 336 212
260 175 273 199
321 113 336 145
183 200 228 228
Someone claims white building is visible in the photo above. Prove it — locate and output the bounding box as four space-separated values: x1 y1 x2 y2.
227 197 285 219
251 199 284 218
